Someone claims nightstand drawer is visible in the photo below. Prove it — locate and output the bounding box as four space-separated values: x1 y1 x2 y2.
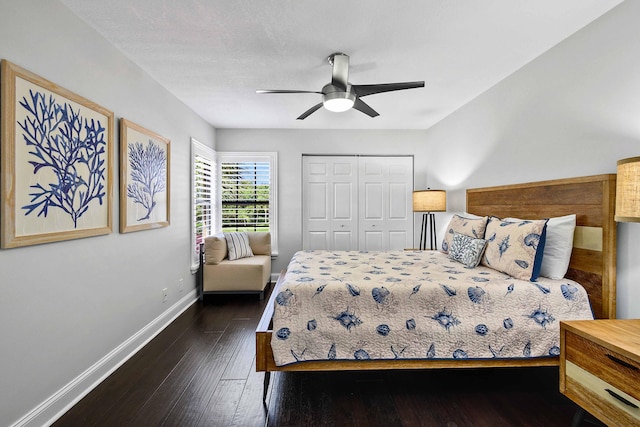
566 361 640 425
565 330 640 401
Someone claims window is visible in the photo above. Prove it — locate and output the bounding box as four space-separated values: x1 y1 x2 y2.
191 138 216 270
218 152 278 255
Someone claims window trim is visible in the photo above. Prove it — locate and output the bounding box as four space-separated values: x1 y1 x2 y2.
217 151 278 256
191 138 217 272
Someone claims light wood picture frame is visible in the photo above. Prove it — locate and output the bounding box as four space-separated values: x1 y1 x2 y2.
119 118 170 233
1 60 114 248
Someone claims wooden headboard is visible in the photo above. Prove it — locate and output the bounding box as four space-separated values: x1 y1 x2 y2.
467 174 616 319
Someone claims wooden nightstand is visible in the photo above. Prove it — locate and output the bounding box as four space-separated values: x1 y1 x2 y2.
560 319 640 426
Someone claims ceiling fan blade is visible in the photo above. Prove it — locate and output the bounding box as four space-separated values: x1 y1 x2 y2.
352 81 425 97
330 53 349 90
297 103 323 120
353 98 379 118
256 89 322 94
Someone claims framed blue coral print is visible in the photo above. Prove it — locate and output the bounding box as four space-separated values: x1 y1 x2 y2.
1 60 114 248
119 119 170 233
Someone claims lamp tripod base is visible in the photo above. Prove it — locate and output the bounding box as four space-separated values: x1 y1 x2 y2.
419 212 438 251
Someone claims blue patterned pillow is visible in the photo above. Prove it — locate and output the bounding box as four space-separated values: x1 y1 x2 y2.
481 217 547 281
224 232 254 260
448 232 487 268
504 214 575 279
441 214 489 254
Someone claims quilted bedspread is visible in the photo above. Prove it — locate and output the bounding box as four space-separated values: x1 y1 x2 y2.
271 250 594 366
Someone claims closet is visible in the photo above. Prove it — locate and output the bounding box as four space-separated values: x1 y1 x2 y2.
302 155 414 250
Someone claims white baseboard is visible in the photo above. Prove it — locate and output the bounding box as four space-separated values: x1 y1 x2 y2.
11 290 198 427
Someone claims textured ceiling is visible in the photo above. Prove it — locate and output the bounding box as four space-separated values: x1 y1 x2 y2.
60 0 622 130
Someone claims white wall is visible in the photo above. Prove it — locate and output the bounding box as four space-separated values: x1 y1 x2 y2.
217 1 640 319
422 0 640 320
0 1 215 426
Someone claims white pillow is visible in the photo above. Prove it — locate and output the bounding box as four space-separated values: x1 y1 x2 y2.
460 212 484 219
224 232 254 260
504 214 576 280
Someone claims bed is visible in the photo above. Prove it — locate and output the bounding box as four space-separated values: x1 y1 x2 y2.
255 174 617 398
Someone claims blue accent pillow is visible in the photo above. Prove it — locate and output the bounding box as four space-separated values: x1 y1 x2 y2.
448 232 487 268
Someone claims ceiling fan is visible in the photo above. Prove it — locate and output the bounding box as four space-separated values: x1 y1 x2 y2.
256 52 425 120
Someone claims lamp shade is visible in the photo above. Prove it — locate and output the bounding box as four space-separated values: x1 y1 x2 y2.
413 189 446 212
615 156 640 222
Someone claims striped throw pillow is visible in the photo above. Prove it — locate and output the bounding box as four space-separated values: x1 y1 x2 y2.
224 232 254 260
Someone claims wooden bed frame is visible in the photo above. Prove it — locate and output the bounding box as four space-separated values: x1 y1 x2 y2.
255 174 617 394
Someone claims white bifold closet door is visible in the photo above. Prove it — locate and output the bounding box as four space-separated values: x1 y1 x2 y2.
302 155 413 251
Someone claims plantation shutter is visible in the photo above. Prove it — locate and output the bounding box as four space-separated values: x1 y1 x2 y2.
192 140 216 269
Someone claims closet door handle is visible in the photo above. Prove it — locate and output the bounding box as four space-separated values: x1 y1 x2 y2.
605 389 639 408
606 354 639 370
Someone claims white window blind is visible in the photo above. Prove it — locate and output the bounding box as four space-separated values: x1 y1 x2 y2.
221 162 269 231
218 152 278 255
191 139 216 270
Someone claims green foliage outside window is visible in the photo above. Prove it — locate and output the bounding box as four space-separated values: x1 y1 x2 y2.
221 162 270 232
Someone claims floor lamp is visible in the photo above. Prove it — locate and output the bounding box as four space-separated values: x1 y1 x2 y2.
413 189 446 250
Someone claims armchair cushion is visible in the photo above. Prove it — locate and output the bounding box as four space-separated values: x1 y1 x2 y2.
247 231 271 255
204 234 227 265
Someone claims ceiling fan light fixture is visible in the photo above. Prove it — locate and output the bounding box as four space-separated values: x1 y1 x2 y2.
322 91 356 112
257 52 424 119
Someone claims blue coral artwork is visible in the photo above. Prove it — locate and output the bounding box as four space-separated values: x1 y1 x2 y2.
2 60 114 248
119 119 170 233
127 141 165 219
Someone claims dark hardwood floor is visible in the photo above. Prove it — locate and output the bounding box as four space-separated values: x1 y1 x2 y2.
54 286 591 427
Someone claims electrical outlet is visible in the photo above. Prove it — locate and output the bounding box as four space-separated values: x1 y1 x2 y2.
162 287 168 302
178 278 184 293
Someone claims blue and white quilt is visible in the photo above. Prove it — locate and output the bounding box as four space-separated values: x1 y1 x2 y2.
271 250 594 366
